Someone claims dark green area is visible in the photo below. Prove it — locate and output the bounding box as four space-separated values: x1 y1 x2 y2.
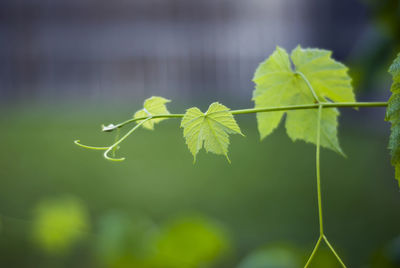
0 104 399 267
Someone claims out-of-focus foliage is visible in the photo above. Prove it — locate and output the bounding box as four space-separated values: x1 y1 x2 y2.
95 212 230 268
385 53 400 184
31 196 89 254
154 215 230 268
350 0 400 92
253 46 354 154
237 244 302 268
95 212 159 268
370 236 400 267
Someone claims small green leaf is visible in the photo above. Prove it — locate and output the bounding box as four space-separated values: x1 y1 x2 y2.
181 102 243 162
134 96 171 130
253 46 355 155
386 52 400 185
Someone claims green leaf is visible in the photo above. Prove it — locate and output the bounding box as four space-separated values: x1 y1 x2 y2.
180 102 243 162
252 46 355 155
386 52 400 185
134 96 171 130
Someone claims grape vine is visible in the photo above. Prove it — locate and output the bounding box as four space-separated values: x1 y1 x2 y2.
75 46 399 267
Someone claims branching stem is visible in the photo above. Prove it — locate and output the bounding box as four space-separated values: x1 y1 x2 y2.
323 235 347 267
75 117 151 161
75 98 386 266
110 102 387 131
304 236 323 267
304 104 347 267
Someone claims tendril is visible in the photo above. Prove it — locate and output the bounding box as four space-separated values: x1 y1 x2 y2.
104 147 125 161
74 117 152 161
74 140 109 150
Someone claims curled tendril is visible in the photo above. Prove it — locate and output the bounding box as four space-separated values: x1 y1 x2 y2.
74 140 109 150
74 117 152 161
104 147 125 161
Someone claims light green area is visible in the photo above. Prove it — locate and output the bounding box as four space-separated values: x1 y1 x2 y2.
134 96 171 130
94 212 229 268
154 216 230 268
386 53 400 184
32 196 89 254
237 245 302 268
252 46 355 155
181 102 243 162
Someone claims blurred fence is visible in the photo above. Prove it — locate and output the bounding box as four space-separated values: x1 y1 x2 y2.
0 0 367 102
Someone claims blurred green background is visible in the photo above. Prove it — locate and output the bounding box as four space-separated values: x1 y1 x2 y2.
0 102 399 267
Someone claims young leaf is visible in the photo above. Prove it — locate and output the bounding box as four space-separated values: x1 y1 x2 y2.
253 46 355 155
386 52 400 184
180 102 243 162
102 124 117 132
134 96 171 130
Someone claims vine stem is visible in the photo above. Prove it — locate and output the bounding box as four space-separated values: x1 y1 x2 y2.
323 235 347 267
110 101 387 131
304 104 347 268
75 117 151 161
304 236 322 267
76 70 387 264
76 100 387 265
316 104 324 236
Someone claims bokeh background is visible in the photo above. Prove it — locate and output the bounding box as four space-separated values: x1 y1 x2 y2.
1 0 400 267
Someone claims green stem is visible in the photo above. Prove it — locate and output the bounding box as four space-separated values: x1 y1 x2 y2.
231 101 387 115
114 114 183 129
323 236 347 268
316 105 324 235
110 101 387 131
75 118 152 161
103 117 151 161
295 71 321 103
304 104 347 267
304 105 325 268
304 236 323 268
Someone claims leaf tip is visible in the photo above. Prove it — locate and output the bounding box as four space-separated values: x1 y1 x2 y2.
337 148 347 158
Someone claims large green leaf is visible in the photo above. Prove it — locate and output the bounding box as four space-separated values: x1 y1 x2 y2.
181 102 243 162
386 52 400 184
252 46 355 155
134 96 171 130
